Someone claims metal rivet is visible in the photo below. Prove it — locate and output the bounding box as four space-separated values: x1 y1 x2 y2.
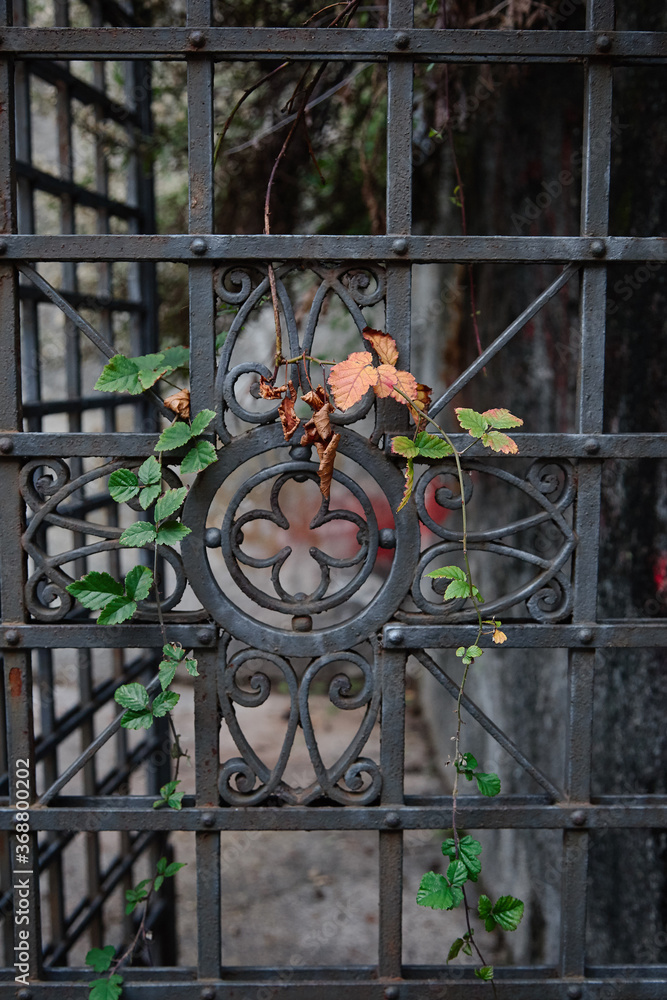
292 615 313 633
290 444 312 462
385 812 400 828
567 984 583 998
590 239 606 258
201 812 215 828
385 627 403 646
391 237 408 255
200 987 216 1000
17 990 32 1000
571 809 586 827
190 237 208 256
0 238 7 255
583 437 599 454
379 528 396 549
0 436 13 453
595 33 611 52
578 628 594 644
197 628 214 645
393 31 410 49
5 629 20 646
384 987 400 1000
189 30 206 48
204 527 222 548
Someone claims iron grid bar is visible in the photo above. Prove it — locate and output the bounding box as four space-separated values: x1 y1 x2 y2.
2 233 667 259
1 27 666 61
2 798 667 832
3 430 667 457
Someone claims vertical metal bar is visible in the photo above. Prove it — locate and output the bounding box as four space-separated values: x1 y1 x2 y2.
194 647 221 979
379 647 405 979
187 0 216 417
560 0 615 981
378 0 413 978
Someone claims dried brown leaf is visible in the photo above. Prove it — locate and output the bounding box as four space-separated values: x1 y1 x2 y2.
301 385 328 411
163 389 191 420
259 375 286 400
411 382 433 430
315 432 341 499
278 382 300 442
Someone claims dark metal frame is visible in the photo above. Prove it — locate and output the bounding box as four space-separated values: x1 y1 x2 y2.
1 0 667 996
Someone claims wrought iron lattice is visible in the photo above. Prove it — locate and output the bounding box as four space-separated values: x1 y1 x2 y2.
1 0 666 997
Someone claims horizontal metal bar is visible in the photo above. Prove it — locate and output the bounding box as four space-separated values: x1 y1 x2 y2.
0 624 216 648
1 970 665 1000
16 160 142 220
22 395 141 417
2 234 667 262
384 623 667 648
1 28 666 61
19 283 142 314
3 797 666 831
3 431 667 458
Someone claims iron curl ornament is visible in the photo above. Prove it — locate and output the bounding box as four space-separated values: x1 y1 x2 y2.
217 640 381 806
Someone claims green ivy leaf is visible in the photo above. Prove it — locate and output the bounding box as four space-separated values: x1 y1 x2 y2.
155 421 192 452
108 469 140 503
95 354 143 394
427 565 467 581
158 659 177 691
163 861 186 877
163 643 186 661
442 835 483 882
114 683 149 712
416 871 461 910
139 483 161 509
461 752 478 769
119 521 157 547
86 946 115 973
124 565 153 602
88 974 124 1000
138 455 161 485
184 657 199 677
413 431 454 459
153 873 165 890
97 595 137 626
156 521 192 545
482 408 523 429
135 353 175 390
152 690 180 717
447 937 465 962
119 708 154 730
161 345 190 368
454 407 487 438
475 772 501 797
466 645 483 659
189 408 216 437
167 792 184 810
66 572 123 610
446 859 469 888
444 579 473 601
391 435 420 458
475 966 494 981
125 882 150 914
155 487 188 522
478 895 493 919
481 430 519 454
180 439 217 474
492 895 524 931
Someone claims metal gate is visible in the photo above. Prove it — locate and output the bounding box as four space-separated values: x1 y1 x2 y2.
1 0 667 997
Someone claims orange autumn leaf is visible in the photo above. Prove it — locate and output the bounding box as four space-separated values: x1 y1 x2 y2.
328 352 378 410
362 327 399 367
315 432 341 499
492 627 508 645
163 388 191 420
373 364 399 398
390 368 419 405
